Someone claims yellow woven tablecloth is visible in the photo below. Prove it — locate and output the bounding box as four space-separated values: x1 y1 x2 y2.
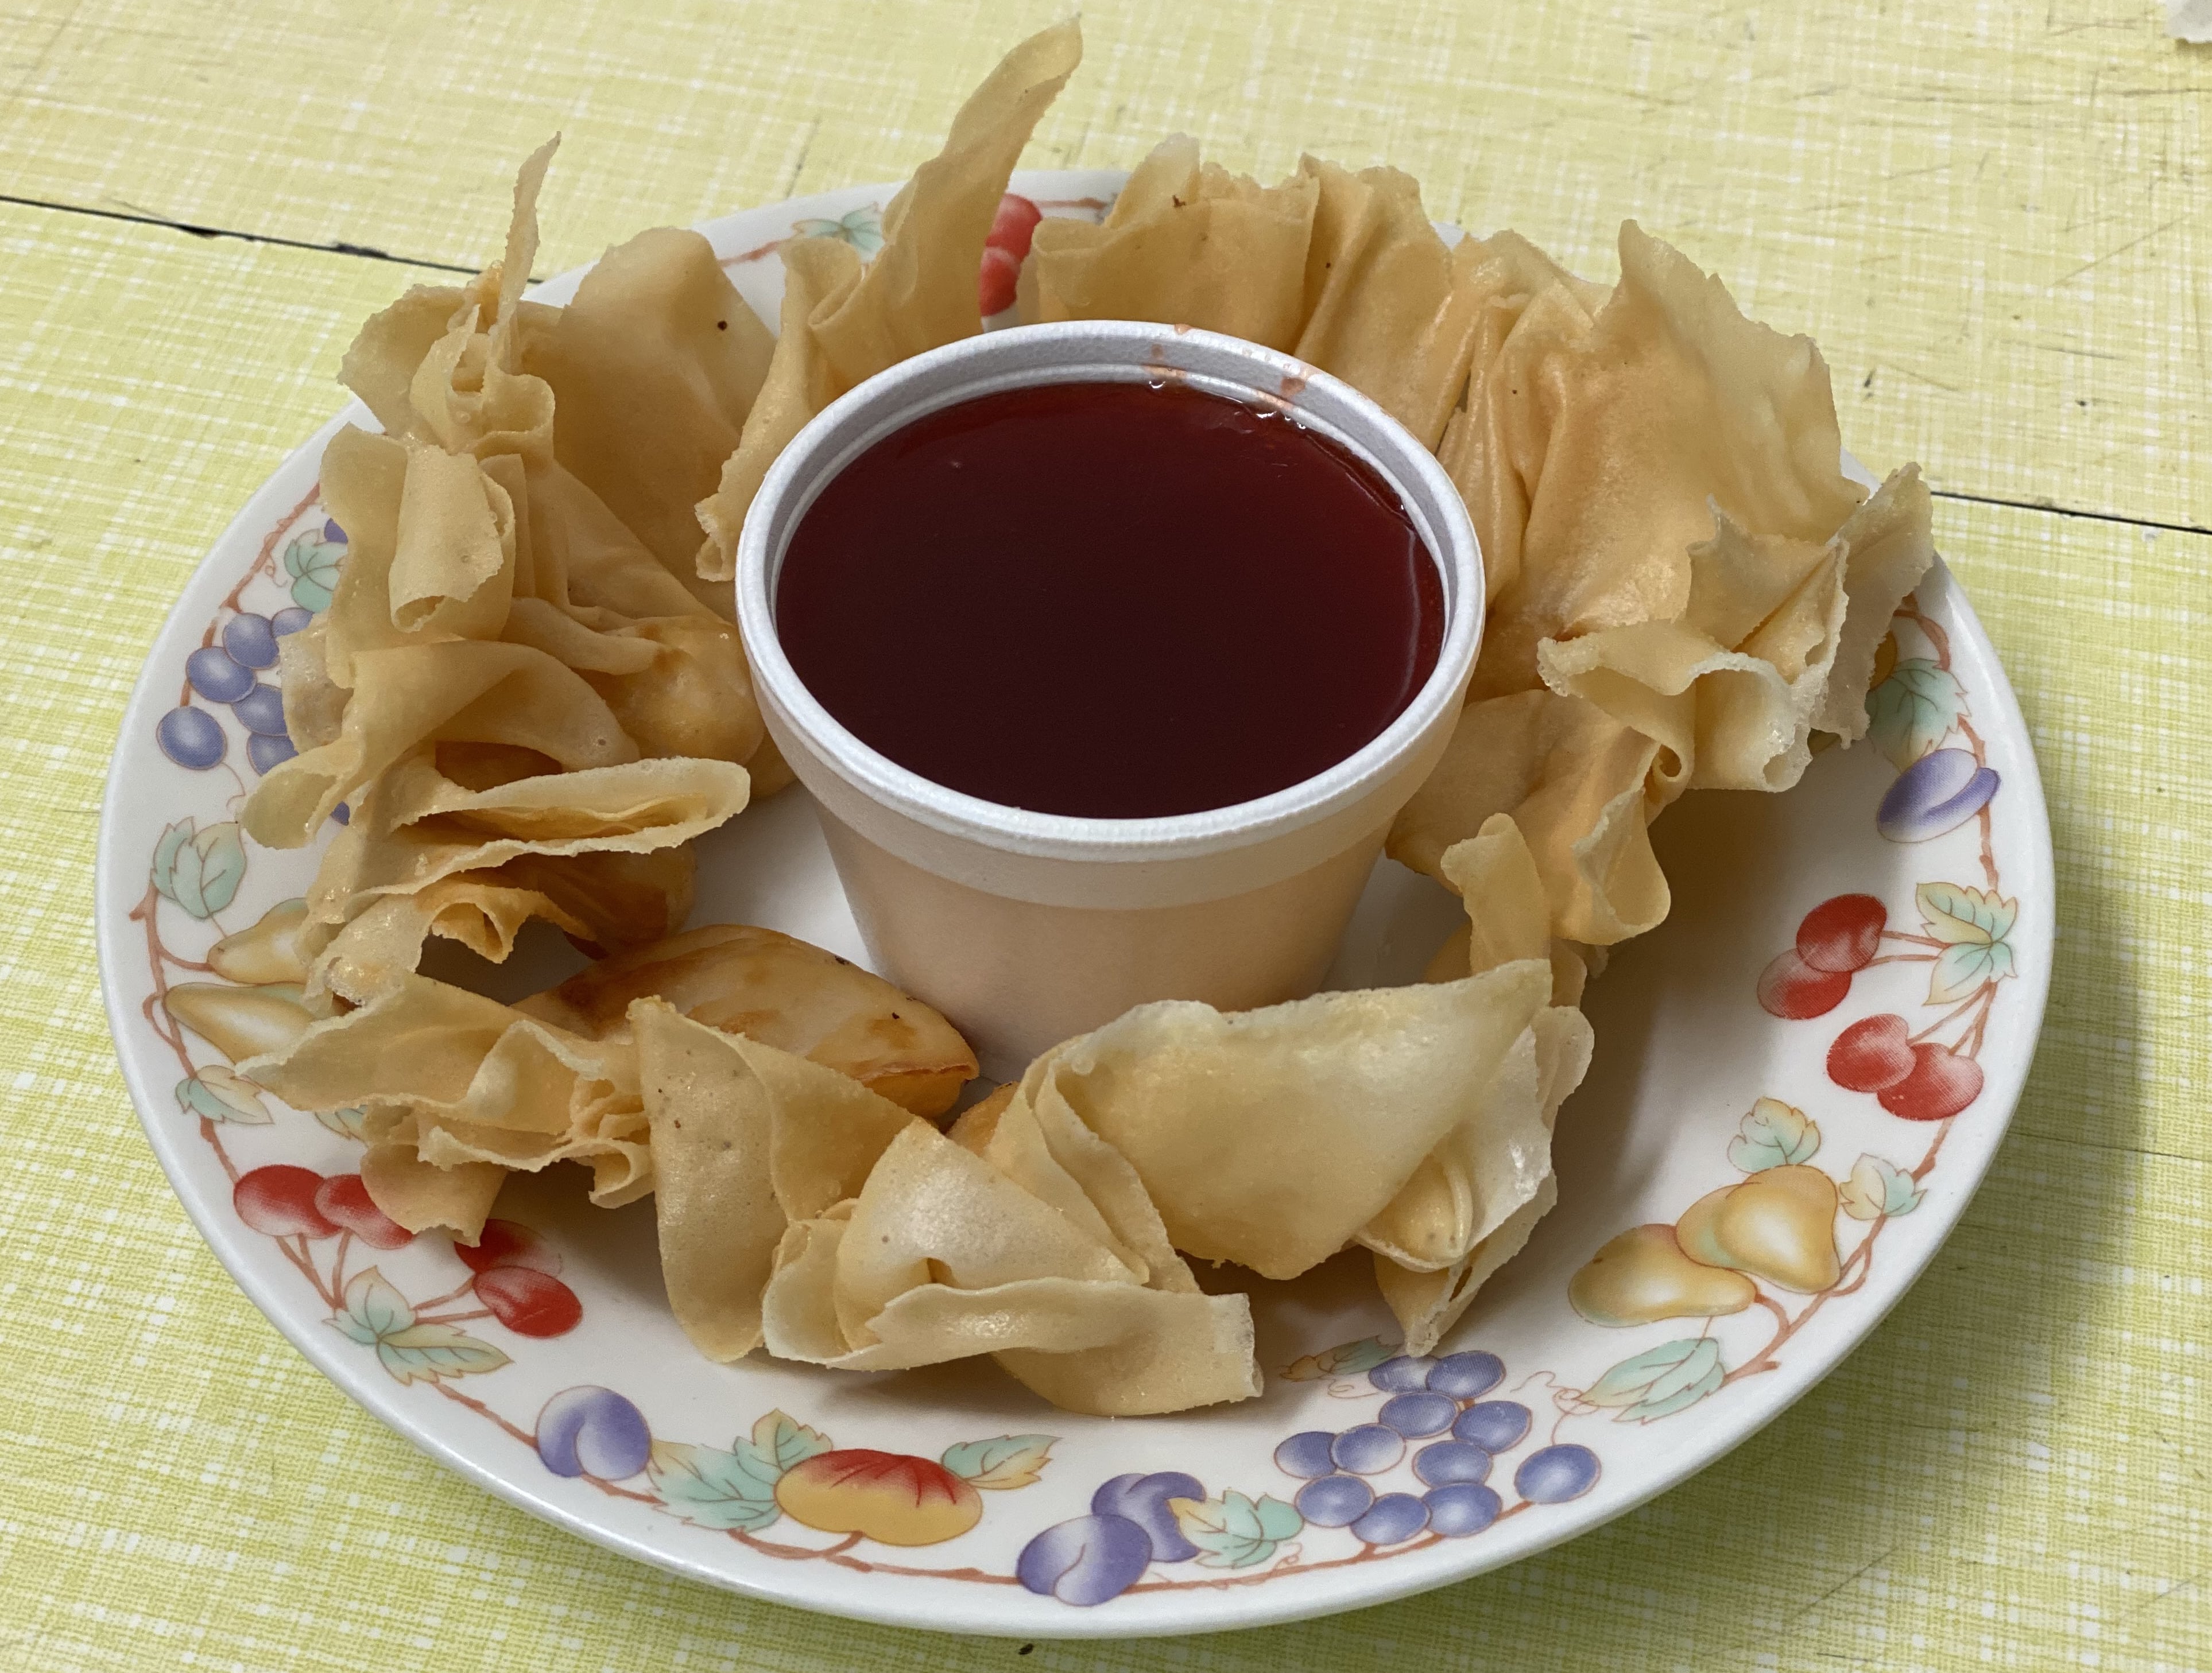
3 3 2206 1667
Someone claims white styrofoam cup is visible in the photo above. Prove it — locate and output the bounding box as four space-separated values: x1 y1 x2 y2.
735 320 1483 1076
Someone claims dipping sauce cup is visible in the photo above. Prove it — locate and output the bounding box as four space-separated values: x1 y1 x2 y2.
737 320 1483 1077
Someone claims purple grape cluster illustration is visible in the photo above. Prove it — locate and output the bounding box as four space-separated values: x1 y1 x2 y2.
154 502 345 803
1012 1344 1599 1606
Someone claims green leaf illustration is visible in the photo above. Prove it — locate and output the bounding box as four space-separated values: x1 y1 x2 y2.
940 1434 1056 1490
1169 1490 1303 1569
1866 659 1964 769
175 1066 272 1124
334 1268 414 1340
315 1105 371 1141
325 1268 509 1383
1280 1334 1398 1381
1841 1155 1926 1221
792 206 884 255
1917 881 2017 946
1727 1097 1820 1172
647 1441 784 1531
1916 882 2019 1002
152 821 192 891
375 1324 511 1385
1929 938 2017 1003
150 818 247 919
738 1409 832 1478
284 531 343 614
1583 1337 1726 1422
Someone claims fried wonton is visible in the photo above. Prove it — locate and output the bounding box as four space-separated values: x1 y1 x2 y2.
518 923 977 1116
635 1002 913 1360
520 226 776 596
695 18 1084 581
293 750 744 1003
241 974 653 1215
760 1119 1258 1416
1292 158 1486 449
1537 466 1935 793
1022 134 1320 350
1361 821 1594 1352
1390 687 1671 945
1396 222 1932 944
1012 959 1560 1281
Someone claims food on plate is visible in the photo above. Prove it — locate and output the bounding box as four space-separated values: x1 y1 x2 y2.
520 923 977 1116
1023 134 1320 355
774 377 1443 817
239 922 978 1237
239 125 784 1018
634 1001 913 1361
694 17 1085 581
758 1115 1261 1417
211 17 1936 1414
242 974 653 1228
1389 222 1933 942
1027 146 1483 450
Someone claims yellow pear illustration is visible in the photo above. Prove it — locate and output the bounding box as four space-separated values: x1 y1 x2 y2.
1570 1224 1758 1326
1674 1164 1841 1292
163 982 315 1064
207 898 315 985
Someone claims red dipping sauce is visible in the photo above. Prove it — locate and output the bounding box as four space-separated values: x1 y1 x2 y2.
775 379 1443 819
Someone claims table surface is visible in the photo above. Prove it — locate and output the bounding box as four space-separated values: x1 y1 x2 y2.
3 2 2207 1668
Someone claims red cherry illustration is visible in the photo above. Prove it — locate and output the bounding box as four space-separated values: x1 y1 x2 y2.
312 1174 413 1249
455 1218 563 1276
1757 950 1851 1019
985 192 1043 257
978 193 1043 316
473 1267 583 1337
1827 1014 1916 1092
1877 1045 1984 1121
1796 894 1886 973
234 1165 338 1239
978 247 1022 317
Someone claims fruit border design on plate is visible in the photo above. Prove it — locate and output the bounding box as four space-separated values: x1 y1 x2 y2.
1559 597 2016 1422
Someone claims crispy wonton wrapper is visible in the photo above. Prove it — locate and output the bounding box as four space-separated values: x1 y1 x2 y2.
1392 223 1932 941
1456 222 1872 702
1364 820 1594 1352
761 1117 1258 1417
241 975 652 1217
1537 467 1935 794
518 226 776 597
297 750 745 971
634 1002 913 1360
1024 148 1483 450
695 19 1083 581
520 923 977 1117
1022 135 1320 352
1013 960 1570 1284
300 845 695 1008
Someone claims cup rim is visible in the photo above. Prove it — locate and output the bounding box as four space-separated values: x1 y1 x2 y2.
734 319 1485 865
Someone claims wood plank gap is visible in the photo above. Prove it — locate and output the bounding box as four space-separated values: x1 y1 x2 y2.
0 191 479 277
12 191 2208 543
1930 488 2212 540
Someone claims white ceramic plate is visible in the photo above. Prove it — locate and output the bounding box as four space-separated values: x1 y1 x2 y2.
95 169 2053 1638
